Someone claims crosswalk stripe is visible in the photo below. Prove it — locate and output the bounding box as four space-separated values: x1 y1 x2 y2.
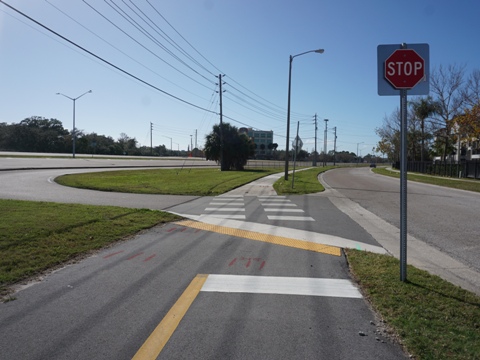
201 275 362 298
205 208 245 211
264 208 304 212
267 216 315 221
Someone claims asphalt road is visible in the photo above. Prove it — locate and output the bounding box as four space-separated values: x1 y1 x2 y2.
0 159 410 359
318 167 480 295
320 167 480 273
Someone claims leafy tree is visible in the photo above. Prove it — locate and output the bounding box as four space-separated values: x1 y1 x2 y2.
1 117 69 152
118 133 138 155
375 110 401 161
456 102 480 155
204 122 255 170
296 149 309 161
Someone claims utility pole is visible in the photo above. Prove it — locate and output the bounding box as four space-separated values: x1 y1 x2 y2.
150 122 153 156
323 119 329 166
217 74 225 170
313 114 318 166
195 129 197 150
333 127 337 166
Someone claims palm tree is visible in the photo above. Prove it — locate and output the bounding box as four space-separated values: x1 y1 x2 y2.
411 96 439 162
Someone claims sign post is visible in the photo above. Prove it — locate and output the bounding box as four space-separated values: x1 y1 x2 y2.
378 43 429 282
292 122 302 189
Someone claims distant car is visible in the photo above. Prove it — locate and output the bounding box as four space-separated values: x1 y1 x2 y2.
369 163 376 168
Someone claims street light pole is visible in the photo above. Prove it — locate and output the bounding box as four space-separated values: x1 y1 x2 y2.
323 118 329 166
163 136 172 154
56 90 92 158
357 142 364 165
285 49 324 180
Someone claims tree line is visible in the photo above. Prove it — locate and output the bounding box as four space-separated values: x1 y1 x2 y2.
376 65 480 162
1 116 378 168
0 116 184 156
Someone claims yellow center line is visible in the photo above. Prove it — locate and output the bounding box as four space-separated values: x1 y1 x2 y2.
132 274 209 360
175 220 341 256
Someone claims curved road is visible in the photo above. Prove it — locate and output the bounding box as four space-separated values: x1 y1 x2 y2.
1 158 478 294
320 167 480 274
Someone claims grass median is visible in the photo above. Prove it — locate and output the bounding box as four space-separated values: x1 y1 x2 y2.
56 168 278 196
3 166 480 359
373 166 480 193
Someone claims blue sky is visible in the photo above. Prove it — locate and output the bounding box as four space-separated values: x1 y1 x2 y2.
1 0 480 156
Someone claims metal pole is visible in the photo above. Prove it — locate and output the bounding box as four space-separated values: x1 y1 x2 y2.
72 99 76 158
323 119 328 166
313 113 317 166
219 74 225 170
284 55 293 180
400 88 408 282
56 90 92 159
333 127 337 166
292 121 300 188
284 49 324 179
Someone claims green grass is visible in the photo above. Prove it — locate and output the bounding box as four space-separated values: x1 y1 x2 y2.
56 168 278 196
273 166 335 194
346 249 480 360
373 167 480 193
0 199 180 294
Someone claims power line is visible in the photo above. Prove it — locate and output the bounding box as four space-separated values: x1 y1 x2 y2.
103 0 215 84
126 0 217 77
81 0 215 90
0 0 217 114
143 0 314 122
44 0 212 103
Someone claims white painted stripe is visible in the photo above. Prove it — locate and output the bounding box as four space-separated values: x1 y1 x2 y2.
264 208 304 213
259 199 291 203
267 216 315 221
210 202 244 206
205 208 245 211
217 195 243 198
258 196 286 198
201 275 362 299
201 214 246 219
261 202 296 206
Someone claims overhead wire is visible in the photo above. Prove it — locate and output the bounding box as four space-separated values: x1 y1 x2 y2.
0 0 217 114
44 0 213 103
82 0 215 91
142 0 315 122
127 0 216 78
104 0 215 85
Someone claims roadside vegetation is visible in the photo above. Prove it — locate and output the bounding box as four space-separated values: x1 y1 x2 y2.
2 166 480 359
0 200 180 296
273 166 334 194
373 166 480 193
56 168 279 196
347 249 480 360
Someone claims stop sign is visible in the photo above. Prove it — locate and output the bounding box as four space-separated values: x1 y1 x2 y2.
385 49 425 89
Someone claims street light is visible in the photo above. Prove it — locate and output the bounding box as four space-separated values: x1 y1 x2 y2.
323 118 329 166
163 136 173 154
56 90 92 158
285 49 324 180
357 142 364 165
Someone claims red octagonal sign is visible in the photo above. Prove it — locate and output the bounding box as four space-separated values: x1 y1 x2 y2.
385 49 425 89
